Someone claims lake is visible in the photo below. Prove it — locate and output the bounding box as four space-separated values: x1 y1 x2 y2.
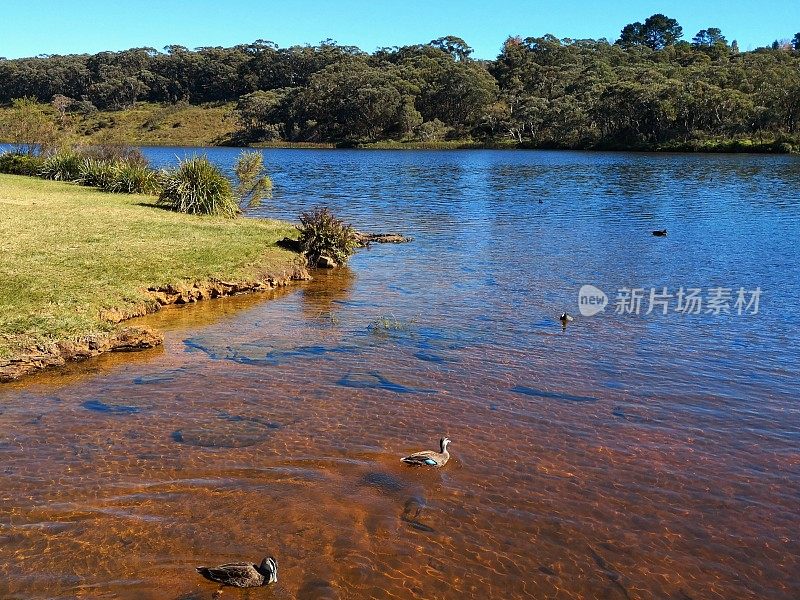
1 149 799 599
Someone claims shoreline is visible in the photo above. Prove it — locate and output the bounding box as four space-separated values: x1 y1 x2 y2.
0 266 311 383
146 139 800 154
0 173 309 384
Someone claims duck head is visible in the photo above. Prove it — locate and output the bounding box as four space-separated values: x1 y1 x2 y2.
440 437 452 452
259 557 278 583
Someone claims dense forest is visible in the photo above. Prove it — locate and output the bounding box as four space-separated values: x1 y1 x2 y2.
1 14 800 150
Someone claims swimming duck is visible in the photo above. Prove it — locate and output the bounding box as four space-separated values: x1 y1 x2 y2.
652 229 667 237
559 312 574 326
196 557 277 588
401 437 451 467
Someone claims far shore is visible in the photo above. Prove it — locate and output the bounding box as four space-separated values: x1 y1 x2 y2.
1 101 796 155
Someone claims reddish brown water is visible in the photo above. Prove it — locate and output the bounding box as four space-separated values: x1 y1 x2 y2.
2 150 799 599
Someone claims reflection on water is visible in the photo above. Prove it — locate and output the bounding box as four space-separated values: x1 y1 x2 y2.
1 150 800 599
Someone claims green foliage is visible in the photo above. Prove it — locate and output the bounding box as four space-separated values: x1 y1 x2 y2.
158 155 237 217
1 25 800 151
297 206 358 267
297 61 405 142
429 36 473 61
233 150 272 211
77 158 118 189
0 98 60 155
106 162 160 194
16 145 159 195
39 151 83 181
235 90 287 140
692 28 727 48
617 14 683 50
0 152 45 176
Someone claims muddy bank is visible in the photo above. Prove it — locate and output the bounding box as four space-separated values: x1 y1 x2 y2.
0 266 311 383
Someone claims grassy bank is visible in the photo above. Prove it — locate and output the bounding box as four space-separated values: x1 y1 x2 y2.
0 174 300 361
0 102 239 147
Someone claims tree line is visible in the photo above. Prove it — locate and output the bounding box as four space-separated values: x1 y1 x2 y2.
1 16 800 148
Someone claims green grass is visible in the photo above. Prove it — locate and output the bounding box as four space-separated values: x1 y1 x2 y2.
0 102 239 147
0 174 299 358
74 102 238 146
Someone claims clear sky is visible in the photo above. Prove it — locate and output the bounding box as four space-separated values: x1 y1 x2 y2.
1 0 798 60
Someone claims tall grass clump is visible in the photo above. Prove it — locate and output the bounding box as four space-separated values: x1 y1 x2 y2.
77 157 118 189
38 151 82 181
158 155 237 217
106 162 160 194
297 206 359 267
233 150 272 212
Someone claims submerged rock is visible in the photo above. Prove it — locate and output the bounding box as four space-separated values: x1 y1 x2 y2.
82 399 142 415
360 471 405 494
511 385 598 403
355 231 413 246
172 412 281 448
338 371 435 394
298 579 339 600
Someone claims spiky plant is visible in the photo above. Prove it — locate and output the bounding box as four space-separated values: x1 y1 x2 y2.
158 155 237 217
233 150 273 212
77 158 117 189
106 162 160 194
39 151 82 181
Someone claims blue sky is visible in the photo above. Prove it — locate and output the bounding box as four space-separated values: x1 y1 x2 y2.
1 0 798 59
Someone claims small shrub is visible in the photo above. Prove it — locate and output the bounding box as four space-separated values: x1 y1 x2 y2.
233 150 272 212
158 155 237 217
106 162 160 194
39 151 82 181
297 206 359 267
0 152 45 175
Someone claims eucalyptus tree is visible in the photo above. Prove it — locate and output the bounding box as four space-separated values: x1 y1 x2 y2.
617 14 683 50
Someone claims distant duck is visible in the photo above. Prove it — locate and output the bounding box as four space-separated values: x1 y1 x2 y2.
559 312 574 326
401 437 451 467
652 229 667 237
197 557 277 588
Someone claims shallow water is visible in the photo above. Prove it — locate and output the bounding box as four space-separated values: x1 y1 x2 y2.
1 149 799 599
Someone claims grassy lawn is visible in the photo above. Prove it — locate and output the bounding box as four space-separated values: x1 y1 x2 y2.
0 174 299 359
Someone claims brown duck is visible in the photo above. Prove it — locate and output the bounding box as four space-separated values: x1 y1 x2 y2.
196 557 277 588
401 437 451 467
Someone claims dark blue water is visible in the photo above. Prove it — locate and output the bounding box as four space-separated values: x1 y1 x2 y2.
143 147 800 404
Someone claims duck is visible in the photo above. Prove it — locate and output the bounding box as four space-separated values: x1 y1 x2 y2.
401 437 451 467
196 557 277 588
652 229 667 237
559 312 574 326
